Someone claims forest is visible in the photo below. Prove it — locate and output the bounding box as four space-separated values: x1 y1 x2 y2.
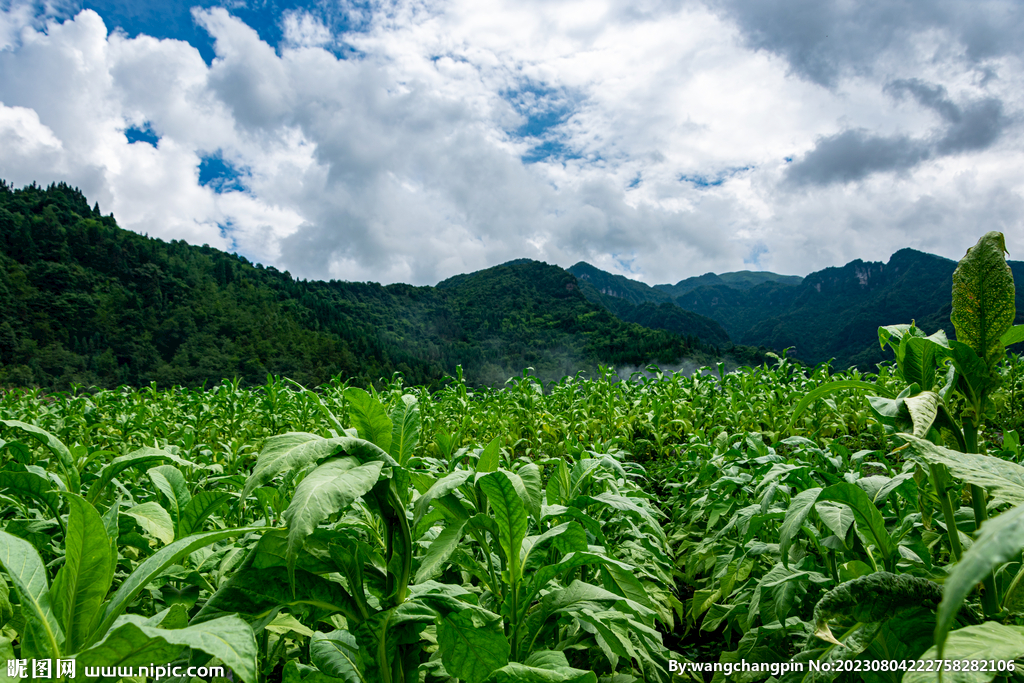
0 181 747 392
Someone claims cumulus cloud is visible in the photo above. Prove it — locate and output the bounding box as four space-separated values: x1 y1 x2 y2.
708 0 1024 88
0 0 1022 288
786 76 1016 186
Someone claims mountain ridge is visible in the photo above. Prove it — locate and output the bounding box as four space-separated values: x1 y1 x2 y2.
0 180 731 390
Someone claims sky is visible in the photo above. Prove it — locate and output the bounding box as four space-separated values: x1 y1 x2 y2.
0 0 1022 286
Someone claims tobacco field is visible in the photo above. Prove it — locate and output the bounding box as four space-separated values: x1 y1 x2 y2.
2 232 1024 683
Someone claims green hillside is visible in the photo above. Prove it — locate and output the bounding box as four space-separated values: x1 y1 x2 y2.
0 180 719 390
565 263 731 347
655 270 803 297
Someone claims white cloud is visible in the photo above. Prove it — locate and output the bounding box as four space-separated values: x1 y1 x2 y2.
0 0 1022 288
281 9 332 49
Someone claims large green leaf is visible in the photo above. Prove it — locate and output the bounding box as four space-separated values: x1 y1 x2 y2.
818 482 896 563
0 575 12 629
521 522 588 572
77 613 257 683
477 438 501 473
949 340 1000 399
241 433 389 500
413 470 474 529
951 231 1015 369
902 334 952 391
903 391 939 438
310 630 365 683
125 501 175 545
517 463 544 522
415 519 468 583
283 457 383 585
0 530 62 659
196 565 361 624
90 527 265 648
485 662 596 683
148 466 191 537
1002 324 1024 348
904 622 1024 683
50 494 112 654
779 487 822 567
345 388 393 452
935 503 1024 658
388 395 420 466
178 491 232 537
900 434 1024 505
0 420 80 494
436 606 510 683
479 471 529 582
87 447 193 505
0 471 62 523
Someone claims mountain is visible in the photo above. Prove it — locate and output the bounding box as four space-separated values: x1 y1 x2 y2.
571 250 1024 369
566 263 731 347
655 270 803 297
567 262 672 305
0 181 722 390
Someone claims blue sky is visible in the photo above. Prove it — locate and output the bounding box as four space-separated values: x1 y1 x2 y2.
0 0 1022 285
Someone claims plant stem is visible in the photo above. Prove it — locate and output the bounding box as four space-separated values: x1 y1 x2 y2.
964 419 1000 617
928 463 963 563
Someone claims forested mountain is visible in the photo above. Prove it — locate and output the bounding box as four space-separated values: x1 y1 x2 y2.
572 249 1024 369
654 270 803 297
565 263 731 346
0 181 725 390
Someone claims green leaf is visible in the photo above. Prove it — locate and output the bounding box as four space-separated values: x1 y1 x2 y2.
283 457 383 586
517 463 543 522
413 470 474 530
241 433 389 500
521 522 588 572
0 530 62 659
0 575 12 630
949 339 999 398
415 519 468 584
87 447 193 505
436 606 510 683
265 612 315 637
77 613 257 683
900 433 1024 505
902 334 952 391
50 494 112 654
388 395 421 466
345 388 393 452
951 231 1015 369
0 471 62 523
904 622 1024 683
485 662 597 683
779 487 822 567
1002 324 1024 348
310 630 365 683
903 391 940 438
477 438 501 473
0 420 80 494
148 466 191 538
90 527 265 648
196 565 361 625
479 471 529 582
178 491 232 537
936 503 1024 659
788 381 893 430
814 501 855 540
125 501 175 545
599 562 655 612
818 482 896 563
